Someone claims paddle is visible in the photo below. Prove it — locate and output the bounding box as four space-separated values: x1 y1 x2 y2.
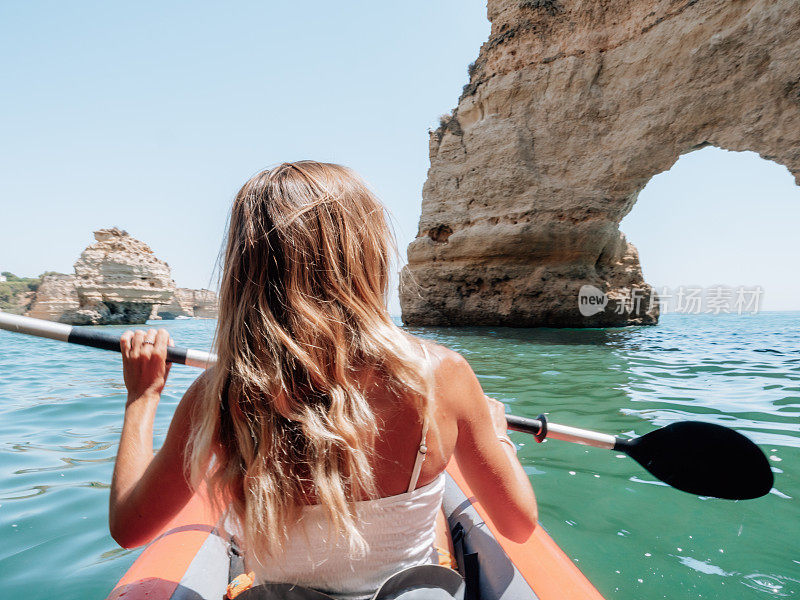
506 414 773 500
0 312 216 368
0 312 774 500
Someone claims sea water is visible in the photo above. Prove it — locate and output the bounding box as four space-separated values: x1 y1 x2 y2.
0 313 798 599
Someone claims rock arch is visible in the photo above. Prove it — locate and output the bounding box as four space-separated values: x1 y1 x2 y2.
400 0 800 327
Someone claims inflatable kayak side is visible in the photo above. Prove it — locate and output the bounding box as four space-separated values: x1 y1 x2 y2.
443 460 604 600
106 490 228 600
107 459 604 600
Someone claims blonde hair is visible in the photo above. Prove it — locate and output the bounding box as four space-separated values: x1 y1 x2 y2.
188 161 431 560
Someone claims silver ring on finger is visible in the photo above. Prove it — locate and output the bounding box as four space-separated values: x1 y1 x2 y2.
144 340 155 345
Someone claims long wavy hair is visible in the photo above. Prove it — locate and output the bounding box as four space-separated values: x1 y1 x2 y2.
188 161 431 560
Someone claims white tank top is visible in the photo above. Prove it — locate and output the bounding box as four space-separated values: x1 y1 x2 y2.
246 347 444 600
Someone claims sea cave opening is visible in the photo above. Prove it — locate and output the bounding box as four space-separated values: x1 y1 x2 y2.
619 147 800 315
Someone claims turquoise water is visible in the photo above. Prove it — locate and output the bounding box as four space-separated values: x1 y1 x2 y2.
1 314 798 598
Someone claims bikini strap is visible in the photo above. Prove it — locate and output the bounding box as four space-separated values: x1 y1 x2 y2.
407 344 431 493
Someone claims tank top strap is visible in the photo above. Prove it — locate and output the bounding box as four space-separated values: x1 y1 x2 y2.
407 344 432 493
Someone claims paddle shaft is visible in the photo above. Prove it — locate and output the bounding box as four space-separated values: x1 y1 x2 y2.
506 414 619 450
0 312 216 369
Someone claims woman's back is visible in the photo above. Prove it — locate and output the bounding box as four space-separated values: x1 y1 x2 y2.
246 347 447 598
244 343 450 597
242 340 538 596
108 161 537 599
359 346 456 498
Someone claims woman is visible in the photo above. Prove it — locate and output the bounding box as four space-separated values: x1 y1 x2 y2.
110 161 537 599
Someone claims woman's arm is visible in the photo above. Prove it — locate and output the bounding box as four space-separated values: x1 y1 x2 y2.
109 328 202 548
441 351 538 542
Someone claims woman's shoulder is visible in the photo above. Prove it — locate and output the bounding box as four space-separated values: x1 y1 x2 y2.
415 339 490 421
414 338 480 417
416 338 473 377
174 368 214 425
182 368 212 401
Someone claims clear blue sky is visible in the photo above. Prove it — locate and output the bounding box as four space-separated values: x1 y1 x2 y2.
2 2 799 314
621 147 800 311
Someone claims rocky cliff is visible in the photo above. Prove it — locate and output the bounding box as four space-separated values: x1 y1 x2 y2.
26 274 80 321
25 228 218 325
67 228 175 324
400 0 800 327
152 288 219 319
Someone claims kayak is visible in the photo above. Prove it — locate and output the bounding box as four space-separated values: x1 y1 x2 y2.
106 459 604 600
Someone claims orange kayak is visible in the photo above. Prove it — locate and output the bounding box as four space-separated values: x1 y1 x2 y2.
107 459 604 600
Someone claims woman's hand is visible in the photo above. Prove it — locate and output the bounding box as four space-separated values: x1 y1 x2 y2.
485 394 509 437
120 328 173 403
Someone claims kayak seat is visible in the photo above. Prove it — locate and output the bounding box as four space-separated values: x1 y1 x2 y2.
235 565 465 600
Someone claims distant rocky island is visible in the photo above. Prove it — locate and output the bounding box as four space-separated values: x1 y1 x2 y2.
3 228 217 325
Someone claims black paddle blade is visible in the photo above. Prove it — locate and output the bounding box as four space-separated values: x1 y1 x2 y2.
618 421 774 500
